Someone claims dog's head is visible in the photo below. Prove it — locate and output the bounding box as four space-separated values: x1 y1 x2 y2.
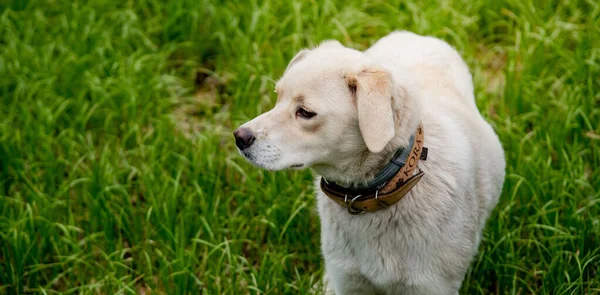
234 41 408 176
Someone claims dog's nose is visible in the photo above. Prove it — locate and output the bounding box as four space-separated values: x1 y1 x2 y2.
233 127 256 150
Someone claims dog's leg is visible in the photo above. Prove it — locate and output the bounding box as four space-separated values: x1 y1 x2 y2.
384 280 461 295
322 272 335 295
325 264 378 295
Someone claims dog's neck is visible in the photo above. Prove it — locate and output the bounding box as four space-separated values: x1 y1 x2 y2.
313 131 416 188
313 78 423 187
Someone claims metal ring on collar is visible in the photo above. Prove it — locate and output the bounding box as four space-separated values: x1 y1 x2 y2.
345 194 366 215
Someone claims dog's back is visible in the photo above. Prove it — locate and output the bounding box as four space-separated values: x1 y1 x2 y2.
366 31 478 114
367 31 505 234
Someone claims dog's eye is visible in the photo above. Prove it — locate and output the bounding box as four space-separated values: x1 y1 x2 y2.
296 107 317 119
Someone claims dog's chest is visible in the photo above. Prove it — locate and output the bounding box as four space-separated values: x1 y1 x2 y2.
316 191 437 287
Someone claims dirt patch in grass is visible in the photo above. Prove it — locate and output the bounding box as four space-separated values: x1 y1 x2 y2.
171 69 232 139
476 44 507 95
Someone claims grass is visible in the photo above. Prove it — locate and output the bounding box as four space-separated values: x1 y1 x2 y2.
0 0 599 294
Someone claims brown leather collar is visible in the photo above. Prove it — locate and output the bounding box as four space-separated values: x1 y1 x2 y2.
320 123 426 214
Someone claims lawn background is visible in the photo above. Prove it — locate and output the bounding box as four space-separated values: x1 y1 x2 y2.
1 0 599 294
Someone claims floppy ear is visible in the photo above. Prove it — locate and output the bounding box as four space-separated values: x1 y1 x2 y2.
284 49 310 73
346 68 395 153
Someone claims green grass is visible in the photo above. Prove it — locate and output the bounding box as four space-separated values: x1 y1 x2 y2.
1 0 599 294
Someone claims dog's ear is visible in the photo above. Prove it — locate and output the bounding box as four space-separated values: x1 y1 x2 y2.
346 68 395 153
284 49 310 74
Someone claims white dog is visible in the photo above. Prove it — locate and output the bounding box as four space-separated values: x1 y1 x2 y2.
234 31 505 295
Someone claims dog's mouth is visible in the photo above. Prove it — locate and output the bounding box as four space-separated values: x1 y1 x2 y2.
239 148 303 170
241 151 254 161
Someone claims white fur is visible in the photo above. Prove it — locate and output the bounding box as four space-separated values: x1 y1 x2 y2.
237 31 505 295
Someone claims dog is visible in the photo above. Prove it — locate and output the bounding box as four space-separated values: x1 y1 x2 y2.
234 31 505 295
